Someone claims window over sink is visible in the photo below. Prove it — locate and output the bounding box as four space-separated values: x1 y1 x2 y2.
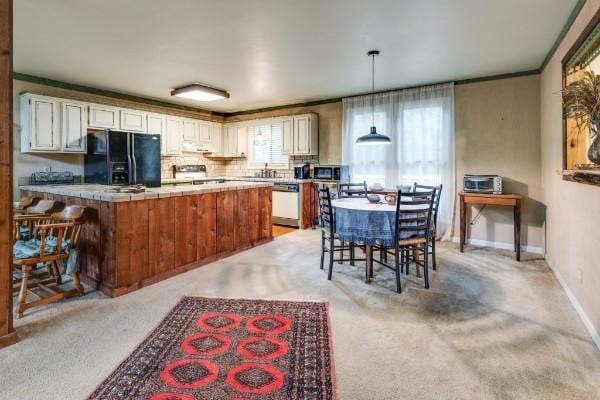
248 122 289 169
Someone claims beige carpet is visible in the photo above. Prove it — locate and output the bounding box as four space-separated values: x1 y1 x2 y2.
2 229 600 399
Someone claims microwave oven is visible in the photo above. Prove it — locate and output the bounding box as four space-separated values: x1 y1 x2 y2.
463 174 502 194
313 165 349 182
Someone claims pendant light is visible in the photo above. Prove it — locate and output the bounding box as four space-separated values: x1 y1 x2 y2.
355 50 391 145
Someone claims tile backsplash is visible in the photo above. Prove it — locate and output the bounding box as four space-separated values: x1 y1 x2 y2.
160 154 227 179
161 154 320 179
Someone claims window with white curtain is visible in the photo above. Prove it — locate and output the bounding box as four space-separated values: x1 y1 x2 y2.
342 83 455 238
248 122 288 169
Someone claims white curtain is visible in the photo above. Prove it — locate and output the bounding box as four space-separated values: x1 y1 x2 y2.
342 82 455 239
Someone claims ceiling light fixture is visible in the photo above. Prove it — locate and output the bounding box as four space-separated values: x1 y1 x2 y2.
171 83 230 102
355 50 391 145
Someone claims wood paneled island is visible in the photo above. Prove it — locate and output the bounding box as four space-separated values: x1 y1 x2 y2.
20 182 273 297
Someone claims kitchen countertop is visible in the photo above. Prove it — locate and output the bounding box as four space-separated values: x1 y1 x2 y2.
20 181 273 202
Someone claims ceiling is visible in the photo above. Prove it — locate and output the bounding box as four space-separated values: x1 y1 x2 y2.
14 0 578 113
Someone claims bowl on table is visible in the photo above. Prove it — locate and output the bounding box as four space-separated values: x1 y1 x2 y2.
367 194 381 204
369 183 384 191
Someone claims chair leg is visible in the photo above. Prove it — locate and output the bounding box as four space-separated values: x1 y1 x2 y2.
327 238 334 280
339 243 344 264
72 272 84 295
350 242 355 266
414 245 422 278
404 248 410 275
51 261 62 285
424 245 430 289
17 265 31 319
431 239 437 271
320 234 325 270
394 247 401 293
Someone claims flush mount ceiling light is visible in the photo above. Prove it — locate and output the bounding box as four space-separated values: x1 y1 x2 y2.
171 83 230 102
356 50 391 145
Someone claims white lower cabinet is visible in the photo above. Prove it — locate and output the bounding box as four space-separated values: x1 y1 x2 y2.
60 101 87 153
20 94 60 152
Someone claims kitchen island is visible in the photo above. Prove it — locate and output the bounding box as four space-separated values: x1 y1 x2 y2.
19 182 273 297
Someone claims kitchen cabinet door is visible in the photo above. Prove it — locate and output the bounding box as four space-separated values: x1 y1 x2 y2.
88 104 119 129
293 115 310 154
210 122 221 153
148 114 167 154
165 117 183 155
147 113 166 135
60 101 87 152
120 109 147 132
237 126 248 157
222 124 238 156
198 121 211 143
20 94 60 152
293 114 318 155
182 119 198 143
281 118 293 155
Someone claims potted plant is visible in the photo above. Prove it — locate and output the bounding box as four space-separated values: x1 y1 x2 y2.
562 69 600 166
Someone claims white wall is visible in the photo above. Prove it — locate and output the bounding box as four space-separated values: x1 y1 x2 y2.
540 0 600 346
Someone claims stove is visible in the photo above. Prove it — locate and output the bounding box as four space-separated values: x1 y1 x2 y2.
172 165 224 185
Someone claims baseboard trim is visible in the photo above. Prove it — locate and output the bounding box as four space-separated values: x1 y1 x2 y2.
450 237 543 254
0 331 18 349
546 260 600 352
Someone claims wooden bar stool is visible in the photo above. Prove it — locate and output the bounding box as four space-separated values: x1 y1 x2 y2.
13 205 86 318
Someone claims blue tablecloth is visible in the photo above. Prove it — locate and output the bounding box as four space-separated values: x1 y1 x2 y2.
334 206 397 245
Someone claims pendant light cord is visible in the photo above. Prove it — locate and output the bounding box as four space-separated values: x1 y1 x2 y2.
371 52 375 127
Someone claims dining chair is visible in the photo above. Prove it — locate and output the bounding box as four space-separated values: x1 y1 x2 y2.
337 181 368 198
13 199 56 241
412 183 443 270
374 189 436 292
318 187 352 280
13 205 86 318
13 195 37 213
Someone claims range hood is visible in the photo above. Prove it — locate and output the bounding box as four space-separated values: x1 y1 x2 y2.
182 141 210 153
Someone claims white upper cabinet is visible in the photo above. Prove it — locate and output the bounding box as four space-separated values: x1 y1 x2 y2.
281 117 293 155
20 94 60 152
88 104 119 129
221 123 238 156
209 122 221 153
198 121 211 142
120 109 147 132
293 114 318 155
147 113 166 135
60 101 87 153
182 118 198 142
164 117 183 155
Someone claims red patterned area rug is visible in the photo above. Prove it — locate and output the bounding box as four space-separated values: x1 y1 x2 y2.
88 297 335 400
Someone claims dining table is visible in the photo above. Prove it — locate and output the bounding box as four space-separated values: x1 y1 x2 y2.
331 197 426 283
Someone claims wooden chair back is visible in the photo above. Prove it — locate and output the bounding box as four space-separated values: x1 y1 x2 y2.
318 186 334 235
395 189 436 242
15 196 37 211
338 181 367 198
25 199 56 215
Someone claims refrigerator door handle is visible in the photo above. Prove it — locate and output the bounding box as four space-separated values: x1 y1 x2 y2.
131 133 138 184
126 133 133 184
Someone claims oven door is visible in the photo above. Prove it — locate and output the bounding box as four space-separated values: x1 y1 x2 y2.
313 167 333 180
464 177 494 193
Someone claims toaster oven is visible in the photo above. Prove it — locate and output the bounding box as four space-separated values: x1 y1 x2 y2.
463 175 502 194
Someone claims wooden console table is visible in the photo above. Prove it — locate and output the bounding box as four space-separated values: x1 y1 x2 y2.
459 193 523 261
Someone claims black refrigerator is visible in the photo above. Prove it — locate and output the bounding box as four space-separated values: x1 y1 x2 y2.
84 130 161 187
